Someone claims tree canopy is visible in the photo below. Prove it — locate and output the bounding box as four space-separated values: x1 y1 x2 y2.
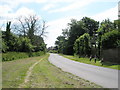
2 15 47 53
55 17 119 60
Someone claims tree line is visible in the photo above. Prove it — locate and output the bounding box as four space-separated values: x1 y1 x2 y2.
1 15 47 53
55 17 120 60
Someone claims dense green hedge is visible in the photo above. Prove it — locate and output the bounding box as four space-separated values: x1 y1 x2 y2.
2 51 45 61
74 33 91 57
101 30 120 49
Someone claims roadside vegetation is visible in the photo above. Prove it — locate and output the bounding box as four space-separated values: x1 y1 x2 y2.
1 15 47 61
2 54 102 88
2 51 45 61
60 54 120 70
53 17 119 65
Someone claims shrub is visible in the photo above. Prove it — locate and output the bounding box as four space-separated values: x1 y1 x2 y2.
28 51 45 57
74 33 91 57
2 51 45 61
19 37 33 52
2 52 29 61
1 40 8 53
101 30 120 49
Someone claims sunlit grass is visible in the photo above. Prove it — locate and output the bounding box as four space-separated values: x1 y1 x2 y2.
60 54 120 70
2 55 46 88
23 54 101 88
2 53 102 88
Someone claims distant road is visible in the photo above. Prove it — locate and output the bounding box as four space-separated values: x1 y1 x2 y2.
48 53 119 88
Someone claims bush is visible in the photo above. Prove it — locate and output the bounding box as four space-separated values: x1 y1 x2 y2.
74 33 91 57
1 40 8 53
2 51 45 61
101 30 120 49
49 50 58 53
19 37 33 52
2 52 29 61
28 51 45 57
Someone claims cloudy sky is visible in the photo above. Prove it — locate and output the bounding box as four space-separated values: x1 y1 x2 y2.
0 0 118 47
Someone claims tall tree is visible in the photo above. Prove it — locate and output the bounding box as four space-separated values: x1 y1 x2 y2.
97 19 115 34
13 15 47 51
62 28 69 39
55 36 66 53
13 15 47 45
67 19 86 55
81 17 99 36
5 21 11 42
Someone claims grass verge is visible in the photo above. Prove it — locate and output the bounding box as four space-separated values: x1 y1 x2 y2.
2 54 102 88
2 55 46 88
60 54 120 70
21 54 101 88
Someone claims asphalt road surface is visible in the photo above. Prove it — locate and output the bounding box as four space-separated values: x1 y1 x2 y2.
48 53 119 88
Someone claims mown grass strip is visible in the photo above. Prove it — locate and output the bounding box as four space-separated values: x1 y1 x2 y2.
60 54 120 70
22 54 102 88
2 54 102 88
18 57 44 88
2 55 46 88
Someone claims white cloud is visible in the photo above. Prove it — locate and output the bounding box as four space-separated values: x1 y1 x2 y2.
91 5 118 22
42 0 118 13
0 5 12 14
0 0 47 10
32 0 48 3
48 0 96 13
15 7 36 17
95 0 118 2
45 0 76 3
42 4 56 11
41 0 79 12
1 7 36 21
0 7 37 30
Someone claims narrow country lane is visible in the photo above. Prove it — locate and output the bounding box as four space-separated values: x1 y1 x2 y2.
48 53 119 88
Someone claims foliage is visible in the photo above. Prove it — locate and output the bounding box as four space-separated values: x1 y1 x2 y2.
55 17 99 55
55 17 120 63
5 21 11 42
74 33 90 57
97 19 115 34
67 19 86 54
101 30 120 49
2 52 29 61
55 36 67 53
28 51 45 57
2 15 47 54
81 17 99 36
96 19 117 58
2 20 46 61
2 39 8 53
114 19 120 31
19 37 33 52
49 50 58 53
2 51 45 61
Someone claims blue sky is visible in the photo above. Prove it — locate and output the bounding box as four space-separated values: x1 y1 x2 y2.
0 0 119 47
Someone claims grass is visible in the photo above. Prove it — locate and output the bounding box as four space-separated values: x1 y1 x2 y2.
60 54 120 70
2 54 102 88
2 55 46 88
2 51 45 61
